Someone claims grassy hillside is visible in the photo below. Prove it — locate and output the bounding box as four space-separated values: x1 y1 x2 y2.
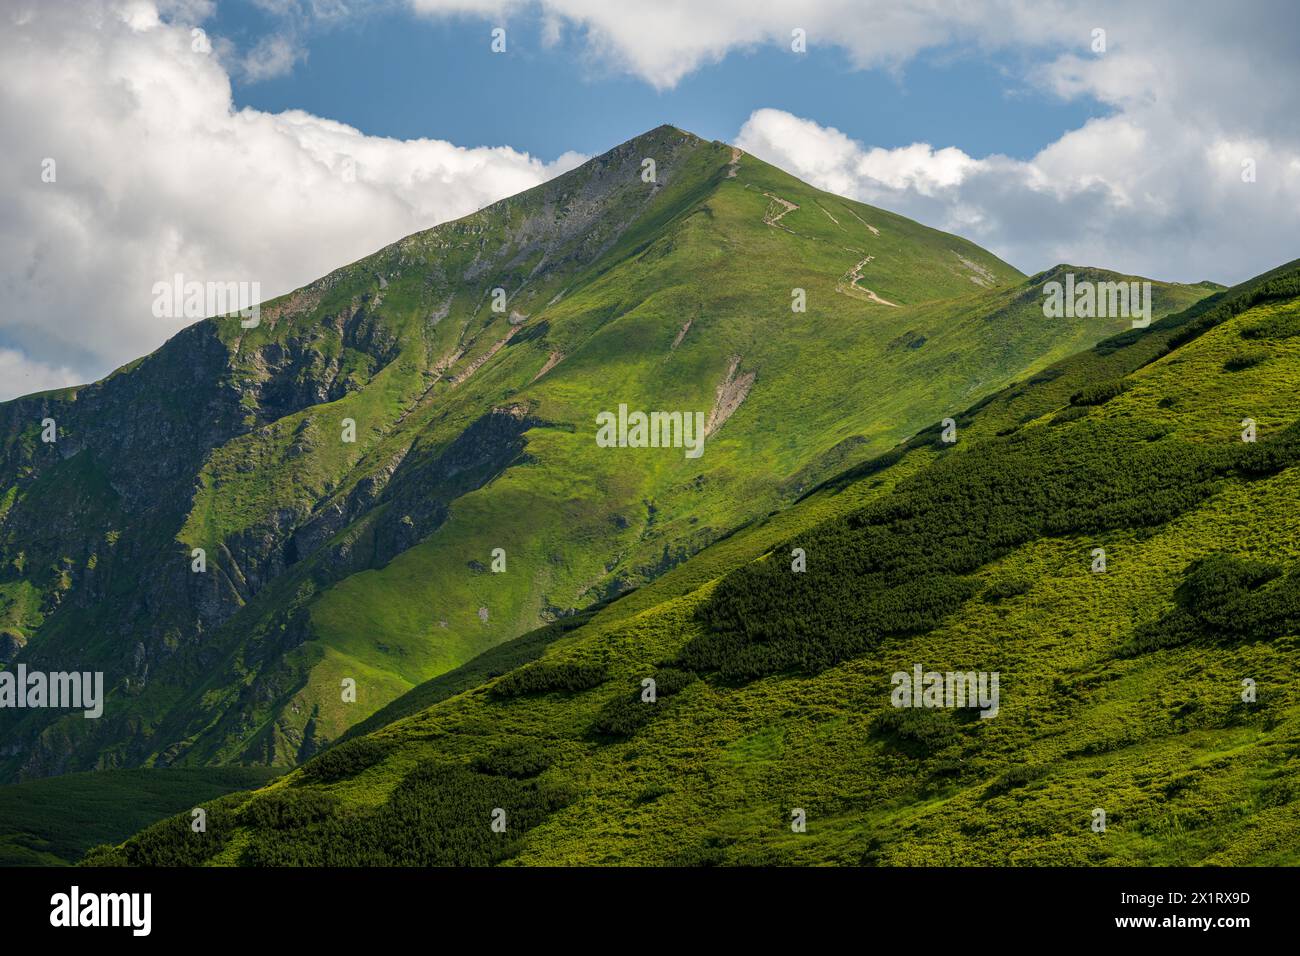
1 126 1208 781
89 261 1300 867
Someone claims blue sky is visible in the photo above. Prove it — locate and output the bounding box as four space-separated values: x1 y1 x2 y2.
212 1 1106 162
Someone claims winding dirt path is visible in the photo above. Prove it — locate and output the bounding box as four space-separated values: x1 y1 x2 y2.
845 205 880 235
450 327 518 386
815 202 841 227
837 256 899 307
762 192 799 229
529 350 564 384
672 319 692 350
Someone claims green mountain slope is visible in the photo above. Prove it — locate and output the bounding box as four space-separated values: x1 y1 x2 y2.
0 125 1210 782
90 260 1300 867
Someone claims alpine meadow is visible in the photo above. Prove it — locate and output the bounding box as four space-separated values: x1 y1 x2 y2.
1 1 1297 935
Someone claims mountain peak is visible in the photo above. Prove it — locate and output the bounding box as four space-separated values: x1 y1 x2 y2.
623 123 696 143
0 108 1211 785
579 123 709 171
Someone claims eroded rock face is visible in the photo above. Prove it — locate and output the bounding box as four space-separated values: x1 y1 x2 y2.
0 396 545 779
251 299 402 418
706 355 756 436
0 283 430 776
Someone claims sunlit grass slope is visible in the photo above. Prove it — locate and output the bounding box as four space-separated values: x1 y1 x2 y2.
91 263 1300 866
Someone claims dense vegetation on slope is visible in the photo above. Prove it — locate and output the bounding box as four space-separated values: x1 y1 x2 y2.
689 411 1300 681
92 260 1300 867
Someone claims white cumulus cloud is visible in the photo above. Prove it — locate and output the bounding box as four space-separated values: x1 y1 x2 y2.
0 0 584 401
737 105 1300 285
